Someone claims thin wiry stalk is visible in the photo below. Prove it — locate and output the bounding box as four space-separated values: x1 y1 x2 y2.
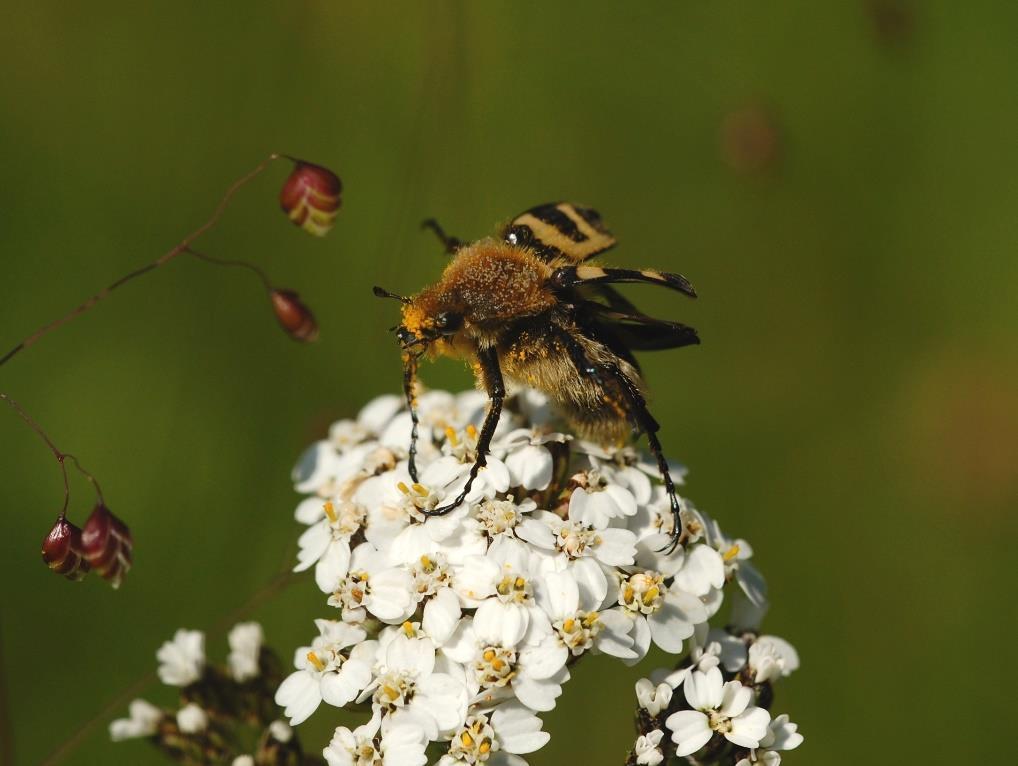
0 153 282 369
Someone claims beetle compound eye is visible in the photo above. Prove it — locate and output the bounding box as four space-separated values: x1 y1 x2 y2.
435 312 462 334
505 225 533 248
397 327 417 346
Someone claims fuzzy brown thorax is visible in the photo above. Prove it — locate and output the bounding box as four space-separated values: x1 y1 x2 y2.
400 239 554 343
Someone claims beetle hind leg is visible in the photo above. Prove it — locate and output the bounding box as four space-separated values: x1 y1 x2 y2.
421 218 464 254
561 332 684 551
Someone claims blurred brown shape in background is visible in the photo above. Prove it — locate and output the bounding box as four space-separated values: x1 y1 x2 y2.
865 0 915 48
720 104 782 177
900 346 1018 511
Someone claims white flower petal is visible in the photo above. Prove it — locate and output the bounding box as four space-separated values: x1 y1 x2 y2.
506 445 553 490
295 496 327 525
227 622 263 682
295 521 332 572
415 672 468 732
513 673 564 712
765 713 804 751
475 599 528 648
156 629 205 687
538 570 578 620
491 702 550 754
665 710 713 757
454 556 500 604
593 528 637 567
109 699 162 741
385 635 436 677
515 517 557 549
594 610 637 659
366 568 415 622
726 706 771 749
320 660 371 708
568 557 608 610
683 667 723 711
358 394 404 434
275 670 321 725
440 620 478 665
422 588 462 645
519 637 569 681
625 614 652 665
648 590 707 653
314 541 352 592
673 544 725 597
719 680 752 718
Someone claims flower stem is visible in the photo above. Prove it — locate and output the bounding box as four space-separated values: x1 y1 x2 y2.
0 615 13 766
185 247 274 292
0 153 282 369
1 393 105 514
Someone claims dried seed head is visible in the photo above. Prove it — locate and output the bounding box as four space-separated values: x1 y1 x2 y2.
270 289 319 342
279 161 342 237
42 515 91 581
81 504 133 588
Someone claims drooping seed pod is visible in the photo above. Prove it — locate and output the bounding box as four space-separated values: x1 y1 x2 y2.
41 515 91 581
270 289 319 342
81 503 133 588
279 161 342 237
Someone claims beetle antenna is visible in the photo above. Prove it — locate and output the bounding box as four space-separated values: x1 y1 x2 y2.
373 286 409 304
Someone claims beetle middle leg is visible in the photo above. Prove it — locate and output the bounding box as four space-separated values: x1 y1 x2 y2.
424 344 504 516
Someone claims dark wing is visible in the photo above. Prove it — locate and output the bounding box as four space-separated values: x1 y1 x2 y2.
581 283 640 314
579 302 700 352
555 265 697 299
501 202 617 264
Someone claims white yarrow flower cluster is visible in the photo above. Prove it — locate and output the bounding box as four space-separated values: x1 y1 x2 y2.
282 389 803 765
111 623 308 765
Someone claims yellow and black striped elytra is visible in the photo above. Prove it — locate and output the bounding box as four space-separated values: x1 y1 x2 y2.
502 202 617 263
374 201 699 549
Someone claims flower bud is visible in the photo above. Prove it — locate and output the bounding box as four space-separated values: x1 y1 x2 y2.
81 503 133 588
279 161 342 237
41 515 90 581
270 289 319 342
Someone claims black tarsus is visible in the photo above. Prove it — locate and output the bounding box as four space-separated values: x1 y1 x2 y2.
607 363 683 552
424 344 505 516
403 351 422 482
421 218 464 254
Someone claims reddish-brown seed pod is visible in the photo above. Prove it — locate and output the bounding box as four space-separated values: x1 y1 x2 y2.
279 161 342 237
270 289 319 342
42 515 91 581
81 504 133 589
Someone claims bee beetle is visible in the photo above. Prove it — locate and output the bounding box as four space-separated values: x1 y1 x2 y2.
374 202 699 548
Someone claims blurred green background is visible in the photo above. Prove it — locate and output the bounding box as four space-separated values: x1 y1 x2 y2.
2 2 1017 764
